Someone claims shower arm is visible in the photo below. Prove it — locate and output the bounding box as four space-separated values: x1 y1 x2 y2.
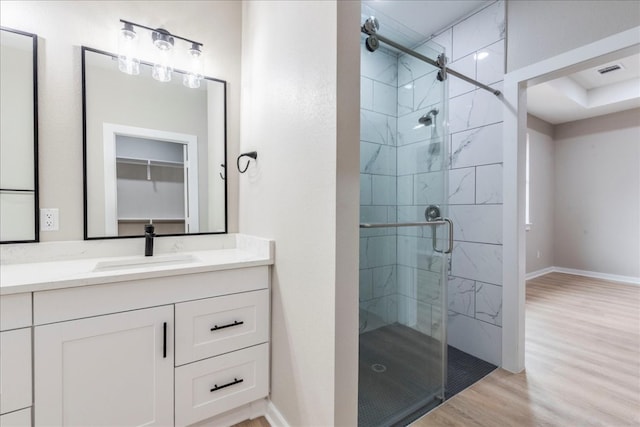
362 29 501 97
360 219 454 254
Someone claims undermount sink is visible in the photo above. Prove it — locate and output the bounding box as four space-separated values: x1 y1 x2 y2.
93 253 199 273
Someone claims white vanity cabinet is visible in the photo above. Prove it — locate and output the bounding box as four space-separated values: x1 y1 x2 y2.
28 265 270 427
0 293 32 426
34 306 174 427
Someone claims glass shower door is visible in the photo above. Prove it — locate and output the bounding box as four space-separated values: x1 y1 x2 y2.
358 10 450 426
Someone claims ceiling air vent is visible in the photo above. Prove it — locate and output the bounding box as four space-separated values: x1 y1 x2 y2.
597 64 623 75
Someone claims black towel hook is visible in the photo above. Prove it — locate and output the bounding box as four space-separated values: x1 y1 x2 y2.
219 164 226 180
237 151 258 173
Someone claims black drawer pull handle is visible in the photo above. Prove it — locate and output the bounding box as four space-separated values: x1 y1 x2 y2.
163 322 167 358
210 378 244 393
210 320 244 332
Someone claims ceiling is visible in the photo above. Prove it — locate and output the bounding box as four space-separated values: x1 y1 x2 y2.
527 53 640 124
362 0 491 45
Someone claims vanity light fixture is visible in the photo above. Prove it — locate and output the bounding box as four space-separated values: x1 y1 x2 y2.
118 19 204 87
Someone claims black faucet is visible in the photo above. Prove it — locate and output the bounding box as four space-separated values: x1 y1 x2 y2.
144 224 155 257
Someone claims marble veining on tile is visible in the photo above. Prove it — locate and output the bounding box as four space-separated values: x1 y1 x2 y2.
448 276 475 316
475 281 503 326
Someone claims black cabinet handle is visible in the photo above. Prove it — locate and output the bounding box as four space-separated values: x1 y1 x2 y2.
163 322 167 358
210 378 243 393
210 320 244 332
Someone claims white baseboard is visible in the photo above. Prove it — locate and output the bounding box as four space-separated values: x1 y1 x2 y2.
525 266 555 280
553 267 640 285
526 266 640 285
265 401 290 427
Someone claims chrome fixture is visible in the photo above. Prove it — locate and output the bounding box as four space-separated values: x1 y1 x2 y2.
118 19 203 88
360 17 501 96
144 223 155 256
418 108 439 127
361 17 380 52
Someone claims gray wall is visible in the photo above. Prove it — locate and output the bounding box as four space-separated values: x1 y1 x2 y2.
525 114 555 273
507 0 640 72
553 109 640 277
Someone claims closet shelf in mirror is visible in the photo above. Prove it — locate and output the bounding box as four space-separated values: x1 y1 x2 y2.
116 156 184 168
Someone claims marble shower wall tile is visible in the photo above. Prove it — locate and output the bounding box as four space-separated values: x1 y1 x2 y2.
450 122 503 168
397 264 416 298
360 174 372 205
397 139 445 176
449 88 503 134
361 142 396 176
361 110 396 145
398 82 414 116
414 71 443 111
372 175 397 205
448 167 475 205
448 276 475 316
475 281 503 326
361 44 398 86
397 42 442 87
373 81 397 116
448 311 502 365
476 39 505 85
397 235 443 273
361 77 373 110
397 175 413 205
476 163 503 204
414 171 445 205
359 268 373 302
449 53 477 98
431 29 452 61
360 205 395 238
397 294 417 327
451 241 502 285
397 108 440 146
452 1 505 61
372 265 397 298
361 235 396 269
449 204 502 244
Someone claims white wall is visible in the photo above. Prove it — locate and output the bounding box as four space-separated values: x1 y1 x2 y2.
239 1 359 425
0 1 242 241
507 0 640 72
526 114 555 273
554 108 640 278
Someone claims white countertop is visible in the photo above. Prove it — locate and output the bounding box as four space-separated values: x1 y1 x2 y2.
0 234 274 295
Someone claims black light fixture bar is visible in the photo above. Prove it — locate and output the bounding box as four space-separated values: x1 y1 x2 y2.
120 19 203 47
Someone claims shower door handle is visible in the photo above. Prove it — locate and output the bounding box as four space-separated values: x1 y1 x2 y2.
431 218 453 255
359 219 453 253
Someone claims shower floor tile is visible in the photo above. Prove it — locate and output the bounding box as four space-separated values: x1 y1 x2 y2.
358 323 497 427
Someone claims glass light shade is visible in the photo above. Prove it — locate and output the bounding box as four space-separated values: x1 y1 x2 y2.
117 24 140 75
183 44 203 89
152 63 172 82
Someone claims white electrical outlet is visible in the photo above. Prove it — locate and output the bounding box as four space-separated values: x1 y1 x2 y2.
41 208 59 231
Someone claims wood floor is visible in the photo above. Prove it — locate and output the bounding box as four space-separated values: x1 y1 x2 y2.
412 273 640 427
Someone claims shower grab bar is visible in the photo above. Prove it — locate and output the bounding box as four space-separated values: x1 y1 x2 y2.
359 219 454 254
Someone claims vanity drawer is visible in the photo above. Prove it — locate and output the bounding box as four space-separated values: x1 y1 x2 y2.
0 408 31 427
0 293 31 331
0 329 32 415
175 289 269 365
175 343 269 427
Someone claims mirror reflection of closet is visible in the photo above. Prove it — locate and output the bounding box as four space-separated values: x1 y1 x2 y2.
104 125 199 236
0 27 38 243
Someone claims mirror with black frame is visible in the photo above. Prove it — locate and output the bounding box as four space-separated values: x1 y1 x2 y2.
82 47 227 239
0 27 39 243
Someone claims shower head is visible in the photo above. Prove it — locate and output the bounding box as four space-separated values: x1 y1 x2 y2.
418 108 439 127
